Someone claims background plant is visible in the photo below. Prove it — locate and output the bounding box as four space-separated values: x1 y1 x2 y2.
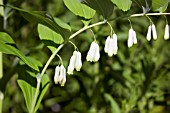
0 0 170 113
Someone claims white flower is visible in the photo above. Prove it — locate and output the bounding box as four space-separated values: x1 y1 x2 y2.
74 51 82 71
104 34 118 57
54 65 66 86
67 51 82 74
146 25 152 41
152 24 157 40
59 65 66 86
86 41 100 62
164 24 169 40
128 28 137 48
67 55 75 75
54 66 60 84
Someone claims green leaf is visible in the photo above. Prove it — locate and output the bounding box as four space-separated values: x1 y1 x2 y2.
0 0 4 16
38 24 64 53
133 0 152 13
6 5 71 39
0 32 15 43
104 93 121 113
34 74 50 113
64 0 95 20
152 0 170 12
17 68 49 113
111 0 132 11
82 0 114 19
0 32 40 71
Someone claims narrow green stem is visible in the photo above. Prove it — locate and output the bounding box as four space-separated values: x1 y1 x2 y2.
0 52 2 79
68 41 78 50
89 29 96 41
0 91 3 113
145 15 153 24
69 20 107 40
128 19 133 28
130 13 170 17
107 22 114 35
56 54 63 65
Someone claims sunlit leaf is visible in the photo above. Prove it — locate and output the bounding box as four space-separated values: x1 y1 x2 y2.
38 24 64 53
17 68 49 113
111 0 132 11
64 0 95 20
152 0 170 12
82 0 114 19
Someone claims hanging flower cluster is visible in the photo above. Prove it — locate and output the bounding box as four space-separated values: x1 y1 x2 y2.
54 19 170 86
146 24 157 41
104 34 118 57
86 41 100 62
67 51 82 74
128 28 137 47
54 65 66 86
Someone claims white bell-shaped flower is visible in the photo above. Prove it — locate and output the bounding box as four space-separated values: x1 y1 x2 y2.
104 36 110 53
133 30 137 44
104 34 118 57
164 24 169 40
74 51 82 71
54 65 66 86
86 41 100 62
152 24 157 40
146 25 152 41
54 66 60 84
67 55 76 75
59 65 66 86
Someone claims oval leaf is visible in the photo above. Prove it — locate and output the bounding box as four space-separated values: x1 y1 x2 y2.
152 0 170 12
82 0 114 19
38 24 64 53
111 0 132 11
64 0 95 20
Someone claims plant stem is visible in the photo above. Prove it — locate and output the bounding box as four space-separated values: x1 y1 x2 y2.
0 91 3 113
0 53 2 79
130 13 170 17
31 20 107 112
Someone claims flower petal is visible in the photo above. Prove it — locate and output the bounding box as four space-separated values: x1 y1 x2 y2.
67 54 76 75
128 28 134 47
104 36 111 53
75 51 82 71
146 25 152 41
133 30 137 44
164 24 169 40
152 24 157 40
54 66 60 84
94 42 100 62
59 65 66 86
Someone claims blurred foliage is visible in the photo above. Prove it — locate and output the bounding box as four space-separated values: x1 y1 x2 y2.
0 0 170 113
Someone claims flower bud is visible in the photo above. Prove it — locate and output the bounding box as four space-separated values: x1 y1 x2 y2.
59 65 66 86
54 66 60 84
128 28 134 48
86 41 100 62
74 51 82 71
67 55 76 75
164 24 169 40
152 24 157 40
146 25 152 41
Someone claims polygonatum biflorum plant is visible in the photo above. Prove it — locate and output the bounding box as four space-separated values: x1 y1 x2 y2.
0 0 170 113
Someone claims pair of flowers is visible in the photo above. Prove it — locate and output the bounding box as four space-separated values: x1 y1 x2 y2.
86 34 118 62
54 51 82 86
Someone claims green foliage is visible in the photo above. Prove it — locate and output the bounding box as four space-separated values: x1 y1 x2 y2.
1 0 170 113
82 0 114 19
64 0 95 25
152 0 170 12
111 0 132 11
17 69 49 113
0 32 40 71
